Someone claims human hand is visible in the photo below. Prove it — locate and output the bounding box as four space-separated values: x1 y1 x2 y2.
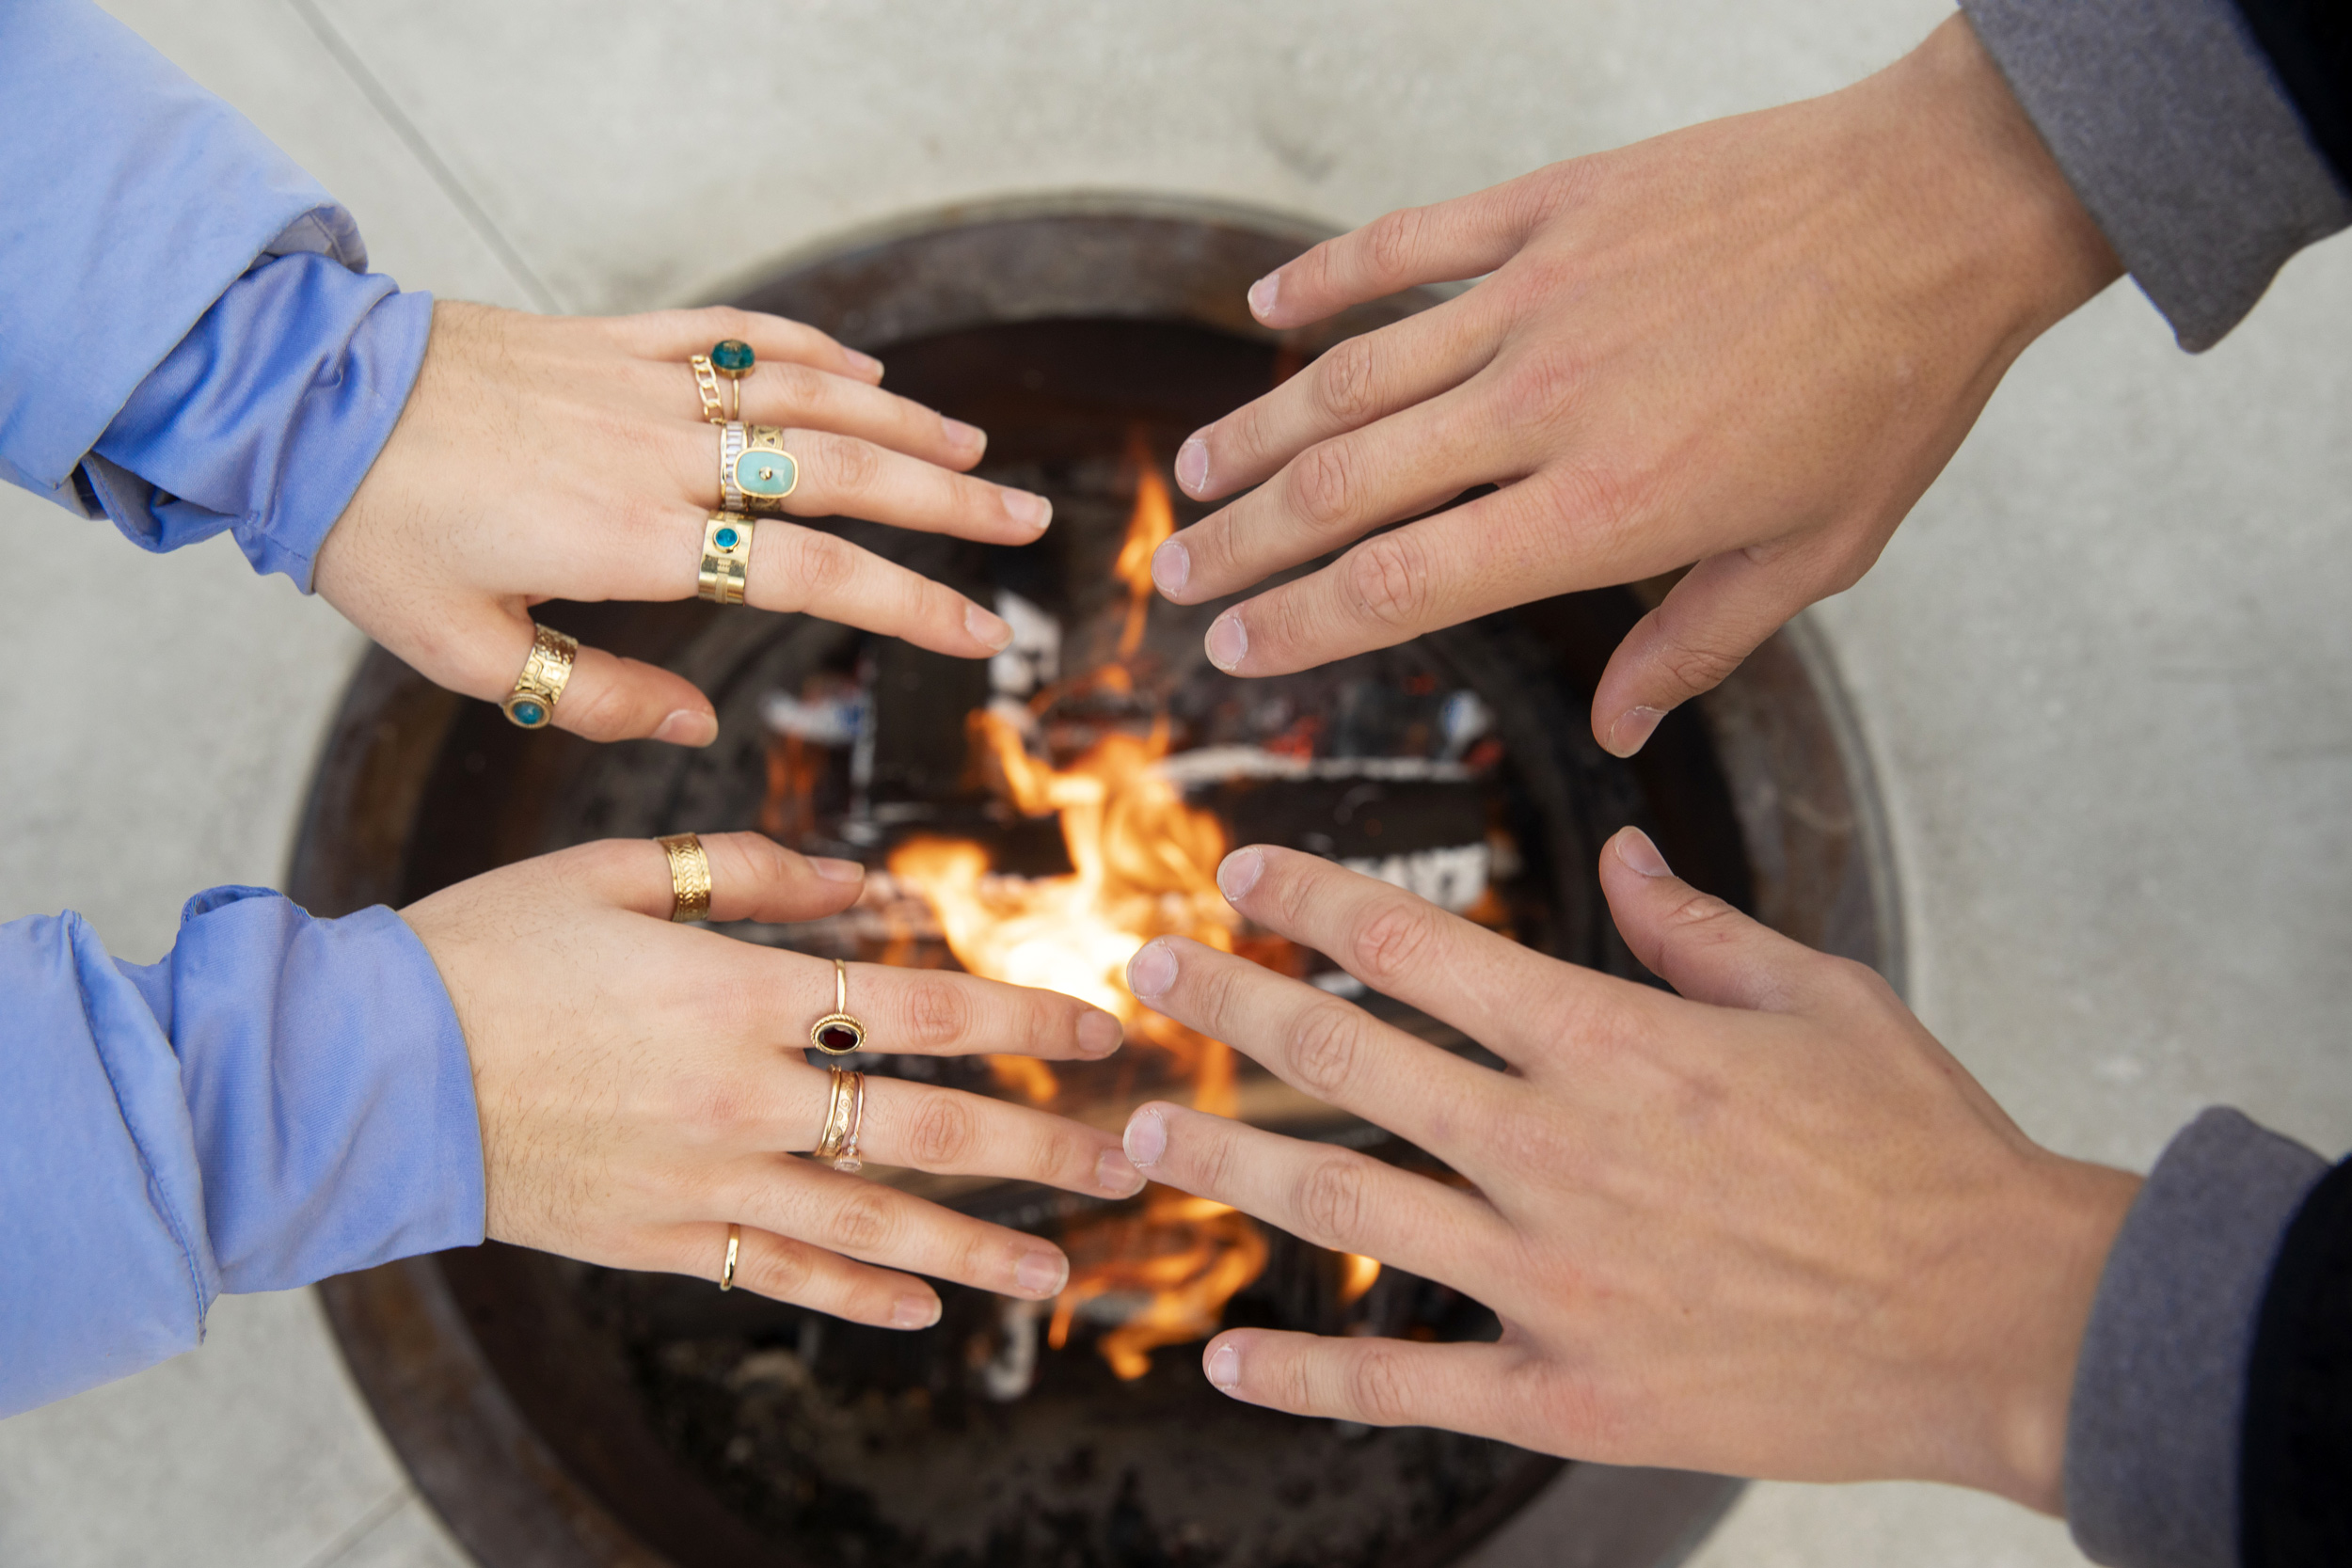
317 302 1053 747
1117 836 2139 1510
1156 16 2120 756
401 832 1143 1327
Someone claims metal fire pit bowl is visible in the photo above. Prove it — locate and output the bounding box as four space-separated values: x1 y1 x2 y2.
295 198 1902 1568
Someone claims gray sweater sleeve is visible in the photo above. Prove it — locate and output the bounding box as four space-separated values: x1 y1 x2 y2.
2065 1108 2328 1568
1960 0 2351 350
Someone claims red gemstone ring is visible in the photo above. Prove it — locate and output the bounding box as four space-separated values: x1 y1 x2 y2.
810 958 867 1056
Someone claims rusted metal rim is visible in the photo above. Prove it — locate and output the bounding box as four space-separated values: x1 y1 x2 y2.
299 196 1901 1568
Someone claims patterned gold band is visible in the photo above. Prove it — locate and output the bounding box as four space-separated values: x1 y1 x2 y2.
501 624 577 730
813 1067 866 1174
658 832 713 922
716 420 748 511
698 513 751 606
689 355 725 423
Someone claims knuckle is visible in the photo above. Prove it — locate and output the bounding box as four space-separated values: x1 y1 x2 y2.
1350 1348 1414 1425
810 430 881 493
1502 342 1587 427
1288 439 1362 531
1295 1152 1371 1245
771 360 825 407
776 526 857 604
1286 1003 1362 1101
1349 899 1438 988
1362 206 1428 283
902 978 975 1050
1345 532 1431 630
1312 337 1383 424
827 1187 898 1255
745 1239 816 1300
1658 636 1747 696
561 673 642 740
904 1091 979 1167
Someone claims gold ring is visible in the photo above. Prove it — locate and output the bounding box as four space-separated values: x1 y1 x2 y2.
709 338 754 422
814 1067 866 1174
689 354 724 423
732 425 800 515
501 624 577 729
719 1223 740 1291
810 957 866 1055
658 832 712 922
698 513 752 606
716 420 748 511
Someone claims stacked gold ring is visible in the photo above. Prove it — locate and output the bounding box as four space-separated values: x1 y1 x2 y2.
813 1067 866 1174
658 832 713 922
716 420 749 511
690 354 725 423
501 623 577 730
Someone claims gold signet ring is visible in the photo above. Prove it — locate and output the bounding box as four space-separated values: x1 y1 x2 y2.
659 832 712 923
502 624 577 730
810 958 866 1055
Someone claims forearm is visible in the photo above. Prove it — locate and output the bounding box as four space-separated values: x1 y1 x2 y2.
0 891 484 1417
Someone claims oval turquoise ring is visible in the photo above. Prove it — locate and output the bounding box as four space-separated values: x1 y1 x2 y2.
708 339 754 420
734 425 801 514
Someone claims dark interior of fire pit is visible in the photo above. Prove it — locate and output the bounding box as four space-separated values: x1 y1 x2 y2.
301 203 1899 1568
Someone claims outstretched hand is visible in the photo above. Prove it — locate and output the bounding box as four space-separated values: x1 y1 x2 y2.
1120 837 2138 1510
403 833 1143 1328
318 303 1051 747
1157 16 2119 754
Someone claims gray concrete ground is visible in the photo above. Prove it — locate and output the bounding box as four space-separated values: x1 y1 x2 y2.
4 1 2348 1564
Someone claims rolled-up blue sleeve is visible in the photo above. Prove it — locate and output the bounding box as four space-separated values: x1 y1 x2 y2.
0 0 432 590
0 892 484 1418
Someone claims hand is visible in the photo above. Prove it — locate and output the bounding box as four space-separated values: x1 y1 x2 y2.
402 832 1144 1327
1117 836 2139 1510
316 302 1054 747
1155 17 2120 756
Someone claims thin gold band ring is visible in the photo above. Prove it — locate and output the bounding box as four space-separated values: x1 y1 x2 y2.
719 1223 740 1291
814 1067 866 1174
810 958 866 1055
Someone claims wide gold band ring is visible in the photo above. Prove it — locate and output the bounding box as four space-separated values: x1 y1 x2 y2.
814 1067 866 1174
719 1223 740 1291
501 624 577 730
698 513 752 606
658 832 713 922
810 958 866 1055
733 425 800 515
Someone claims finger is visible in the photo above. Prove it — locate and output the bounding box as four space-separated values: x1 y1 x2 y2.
612 305 884 386
1158 389 1509 609
1589 548 1819 757
732 361 989 471
656 1223 942 1329
1169 296 1504 504
446 608 717 746
1197 845 1612 1068
1200 1329 1545 1446
1200 473 1571 676
1598 827 1830 1013
814 961 1126 1062
743 429 1051 544
723 1157 1073 1300
1122 1101 1509 1287
595 832 868 925
849 1077 1146 1200
1123 932 1513 1148
1247 172 1566 330
743 519 1015 658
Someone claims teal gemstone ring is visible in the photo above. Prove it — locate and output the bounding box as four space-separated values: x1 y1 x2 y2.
699 512 752 606
735 425 801 514
501 623 578 729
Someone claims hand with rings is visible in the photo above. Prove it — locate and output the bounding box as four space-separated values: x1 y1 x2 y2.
313 303 1055 748
401 832 1143 1326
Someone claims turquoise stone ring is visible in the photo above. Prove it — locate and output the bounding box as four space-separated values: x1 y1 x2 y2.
732 449 799 500
709 339 755 375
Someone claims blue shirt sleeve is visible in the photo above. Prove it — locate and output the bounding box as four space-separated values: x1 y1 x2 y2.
0 893 485 1418
0 0 433 590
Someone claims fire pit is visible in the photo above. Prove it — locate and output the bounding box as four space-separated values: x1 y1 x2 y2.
295 200 1899 1568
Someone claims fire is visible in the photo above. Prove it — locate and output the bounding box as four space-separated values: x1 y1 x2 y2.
886 435 1272 1378
1339 1252 1383 1306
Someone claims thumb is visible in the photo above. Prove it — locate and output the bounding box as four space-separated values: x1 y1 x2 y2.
435 604 720 746
1598 827 1820 1012
1590 548 1812 758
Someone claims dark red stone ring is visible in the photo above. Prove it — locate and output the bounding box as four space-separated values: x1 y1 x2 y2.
809 958 867 1056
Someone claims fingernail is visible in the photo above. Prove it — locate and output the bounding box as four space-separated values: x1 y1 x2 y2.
846 349 884 378
811 856 866 883
891 1293 940 1329
1175 435 1211 497
1152 539 1190 596
1015 1250 1068 1297
967 602 1014 652
1603 705 1665 758
1206 1339 1240 1391
1248 273 1281 322
1096 1146 1143 1196
1003 489 1052 532
1077 1009 1124 1057
654 709 719 747
1124 1107 1168 1169
1217 847 1263 902
1616 827 1671 878
945 416 986 454
1205 610 1248 673
1126 940 1177 999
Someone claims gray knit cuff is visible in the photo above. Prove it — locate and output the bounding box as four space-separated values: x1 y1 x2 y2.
2065 1108 2328 1568
1961 0 2351 351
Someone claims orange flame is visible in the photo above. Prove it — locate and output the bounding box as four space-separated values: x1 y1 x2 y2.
1047 1193 1269 1381
1339 1252 1382 1306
